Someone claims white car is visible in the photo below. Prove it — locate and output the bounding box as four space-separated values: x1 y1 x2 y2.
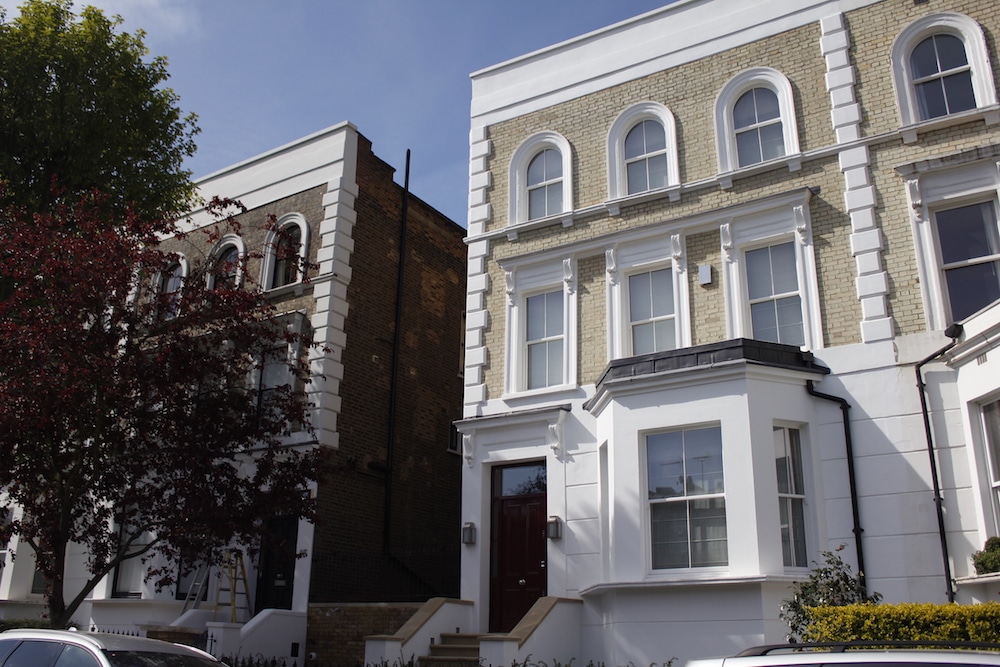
687 643 1000 667
0 628 226 666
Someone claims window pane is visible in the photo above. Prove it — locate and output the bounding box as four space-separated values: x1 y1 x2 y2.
944 262 1000 321
546 339 563 386
624 124 646 160
754 88 780 121
910 36 940 79
647 154 668 190
633 322 655 356
644 119 666 152
759 122 786 162
654 319 676 352
546 182 563 216
776 296 805 345
938 202 1000 264
527 342 547 389
545 290 563 336
736 129 761 167
751 301 779 343
984 401 1000 485
651 502 689 569
733 90 757 128
544 148 562 179
770 242 798 294
629 272 652 322
528 186 546 220
499 464 546 497
647 431 684 499
527 151 546 185
685 426 725 495
5 641 65 667
526 293 546 341
943 70 976 113
690 497 728 566
915 79 948 119
935 34 969 71
54 645 101 667
745 246 774 300
627 160 648 195
650 268 674 317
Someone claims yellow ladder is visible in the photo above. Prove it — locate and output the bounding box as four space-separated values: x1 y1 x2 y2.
214 549 253 623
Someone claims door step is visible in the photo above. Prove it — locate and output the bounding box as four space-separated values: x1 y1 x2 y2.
419 633 484 667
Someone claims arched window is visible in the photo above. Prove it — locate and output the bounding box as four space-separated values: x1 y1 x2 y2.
733 87 784 167
508 132 573 226
715 68 799 175
607 102 679 201
526 149 563 220
208 236 245 291
891 13 997 128
157 257 187 320
261 213 309 291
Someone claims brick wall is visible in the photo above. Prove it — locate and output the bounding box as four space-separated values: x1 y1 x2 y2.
307 603 420 666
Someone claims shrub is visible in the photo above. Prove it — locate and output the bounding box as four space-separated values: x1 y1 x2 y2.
806 602 1000 643
780 546 882 642
972 537 1000 575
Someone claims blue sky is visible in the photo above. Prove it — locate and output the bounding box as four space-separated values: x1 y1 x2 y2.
4 0 672 226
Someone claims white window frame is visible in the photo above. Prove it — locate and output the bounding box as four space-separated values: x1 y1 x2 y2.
607 103 680 202
206 234 246 290
905 159 1000 331
503 258 577 397
715 68 800 176
261 213 310 292
980 398 1000 535
606 235 691 359
155 254 189 321
774 423 808 569
890 13 998 132
721 199 822 350
644 424 728 571
508 132 574 227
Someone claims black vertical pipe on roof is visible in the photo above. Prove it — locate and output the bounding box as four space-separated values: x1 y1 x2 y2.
805 381 868 597
383 149 410 552
915 322 964 604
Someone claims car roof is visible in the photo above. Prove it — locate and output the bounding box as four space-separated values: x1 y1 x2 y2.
0 629 217 658
688 643 1000 667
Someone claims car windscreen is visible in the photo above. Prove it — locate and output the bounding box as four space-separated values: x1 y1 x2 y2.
102 650 219 667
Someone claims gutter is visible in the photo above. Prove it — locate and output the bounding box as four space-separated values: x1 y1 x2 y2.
805 381 868 596
914 322 964 603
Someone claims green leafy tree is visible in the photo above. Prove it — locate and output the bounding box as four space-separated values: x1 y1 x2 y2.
0 0 199 220
780 545 883 642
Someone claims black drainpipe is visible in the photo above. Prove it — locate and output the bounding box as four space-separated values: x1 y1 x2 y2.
383 149 411 552
806 380 868 596
915 322 964 603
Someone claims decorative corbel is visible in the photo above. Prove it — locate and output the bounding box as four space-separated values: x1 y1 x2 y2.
563 258 576 295
462 432 475 468
670 234 685 273
548 410 566 459
720 222 733 262
906 178 923 224
605 248 618 286
505 269 515 306
793 205 810 245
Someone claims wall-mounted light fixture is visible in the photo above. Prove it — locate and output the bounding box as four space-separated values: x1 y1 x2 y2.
546 516 562 539
461 522 477 545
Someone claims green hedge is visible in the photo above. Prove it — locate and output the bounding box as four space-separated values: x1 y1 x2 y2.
806 603 1000 643
0 619 58 632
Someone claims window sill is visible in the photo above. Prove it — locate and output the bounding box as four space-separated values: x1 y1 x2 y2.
900 105 1000 144
504 212 576 240
717 154 803 190
606 185 682 216
265 282 307 299
502 382 578 402
579 571 802 597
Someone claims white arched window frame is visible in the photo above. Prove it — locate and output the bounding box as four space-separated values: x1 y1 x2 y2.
605 234 691 360
261 213 310 291
155 254 189 320
890 12 998 139
206 234 247 290
508 131 574 227
607 103 680 208
715 68 801 181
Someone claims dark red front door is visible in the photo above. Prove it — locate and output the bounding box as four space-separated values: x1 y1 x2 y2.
489 462 547 632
